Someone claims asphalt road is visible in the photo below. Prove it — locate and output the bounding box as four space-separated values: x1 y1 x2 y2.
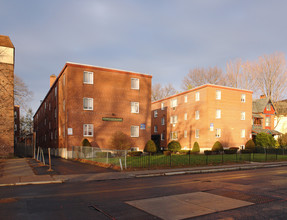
1 166 287 219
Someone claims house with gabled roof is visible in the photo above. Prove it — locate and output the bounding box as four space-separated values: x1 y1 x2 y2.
274 100 287 135
252 95 280 137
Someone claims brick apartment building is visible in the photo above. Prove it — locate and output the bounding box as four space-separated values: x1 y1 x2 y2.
33 62 152 158
14 105 20 144
0 35 15 156
151 84 253 151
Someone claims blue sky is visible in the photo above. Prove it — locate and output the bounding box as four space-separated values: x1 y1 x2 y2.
1 0 287 113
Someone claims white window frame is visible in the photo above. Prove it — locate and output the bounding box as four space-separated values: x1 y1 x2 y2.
83 98 93 110
184 130 187 138
131 126 139 137
170 98 178 108
154 125 158 133
216 109 221 119
241 94 246 103
170 131 178 140
241 112 246 120
161 117 165 125
131 102 139 113
216 90 221 100
83 124 93 137
184 113 187 121
131 78 139 90
184 95 188 103
215 128 221 138
195 110 200 120
195 129 199 138
154 110 158 118
241 129 245 138
266 103 271 111
83 71 93 84
195 92 200 101
161 133 165 140
161 102 164 110
265 117 271 127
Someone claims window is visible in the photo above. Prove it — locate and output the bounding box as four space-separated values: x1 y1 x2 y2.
14 111 17 118
215 128 221 138
195 129 199 138
241 94 246 103
161 133 165 140
54 108 57 119
83 98 93 110
216 109 221 119
265 117 271 127
241 112 245 120
14 124 17 131
184 95 188 103
154 125 158 133
161 102 164 110
195 111 200 120
83 124 93 137
44 102 47 110
131 126 139 137
195 92 200 101
241 129 245 138
131 78 139 90
49 103 51 111
55 129 57 139
51 132 53 140
216 90 221 100
184 130 187 138
45 134 47 142
184 113 187 120
170 131 178 140
266 103 271 111
63 99 65 111
170 99 178 108
170 115 178 124
161 117 165 125
131 102 139 113
49 121 51 129
44 118 47 126
154 110 158 118
83 71 93 84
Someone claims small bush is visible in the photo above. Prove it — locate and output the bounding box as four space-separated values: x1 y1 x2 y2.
110 131 134 151
144 140 157 153
204 150 213 155
241 149 252 154
224 148 238 154
245 139 255 152
255 132 276 149
163 150 171 156
168 141 181 153
212 141 223 152
192 142 200 153
179 150 191 155
82 138 91 147
127 151 142 157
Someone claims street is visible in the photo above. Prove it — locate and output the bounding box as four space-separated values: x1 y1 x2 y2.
1 166 287 219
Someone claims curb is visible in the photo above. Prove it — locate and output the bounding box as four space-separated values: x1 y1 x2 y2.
0 180 64 187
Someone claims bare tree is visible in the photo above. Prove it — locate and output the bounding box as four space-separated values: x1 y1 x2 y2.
182 66 224 90
152 83 177 102
14 75 33 111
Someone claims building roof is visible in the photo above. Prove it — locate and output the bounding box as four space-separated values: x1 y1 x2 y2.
152 84 253 104
275 100 287 115
252 97 271 113
252 126 281 135
0 35 14 48
252 114 263 119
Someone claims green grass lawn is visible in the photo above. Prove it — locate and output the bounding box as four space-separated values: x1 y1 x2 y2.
88 153 287 169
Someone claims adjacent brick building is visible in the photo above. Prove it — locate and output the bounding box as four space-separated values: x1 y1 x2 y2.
33 62 152 158
151 84 253 151
0 35 15 157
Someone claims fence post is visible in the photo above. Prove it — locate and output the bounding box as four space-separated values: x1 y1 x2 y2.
206 154 208 165
222 151 224 164
170 153 172 167
41 148 45 165
48 148 53 171
189 151 191 165
119 159 123 171
125 150 127 169
236 152 237 163
276 148 278 160
106 152 108 164
148 153 151 169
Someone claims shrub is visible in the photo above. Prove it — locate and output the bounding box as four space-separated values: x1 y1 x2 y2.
192 142 200 153
241 149 252 154
204 150 212 155
95 152 112 158
255 132 276 149
278 133 287 148
224 148 238 154
168 141 181 153
212 141 223 152
245 139 255 152
127 151 142 157
110 131 134 151
144 140 157 153
82 138 91 147
179 150 191 155
163 150 171 156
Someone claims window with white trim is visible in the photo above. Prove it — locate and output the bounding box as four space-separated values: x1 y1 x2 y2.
161 133 165 140
161 102 164 110
195 129 199 138
195 92 200 101
184 113 187 120
131 78 139 90
216 90 221 100
83 124 93 137
241 112 245 120
184 95 188 103
54 108 57 119
216 109 221 119
154 110 158 118
184 130 187 138
131 102 139 113
14 124 17 131
154 125 158 133
170 98 178 108
131 126 139 137
265 117 271 127
170 115 178 124
161 117 165 125
215 128 221 138
266 103 271 111
83 71 93 84
241 94 246 103
83 98 93 110
241 129 245 138
195 110 200 120
170 131 178 140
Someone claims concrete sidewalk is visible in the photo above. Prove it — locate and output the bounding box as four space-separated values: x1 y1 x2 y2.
0 158 64 186
1 158 287 186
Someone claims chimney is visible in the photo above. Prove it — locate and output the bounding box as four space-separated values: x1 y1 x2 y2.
50 75 57 87
260 94 266 99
